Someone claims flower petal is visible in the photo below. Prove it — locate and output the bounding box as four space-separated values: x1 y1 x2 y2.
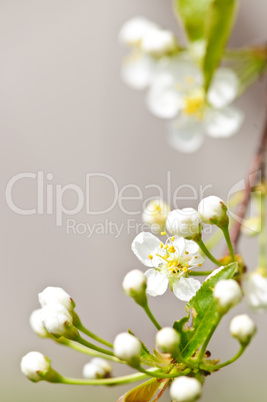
205 106 244 138
121 52 155 90
145 269 169 296
173 276 201 301
131 232 162 267
207 68 239 108
168 116 205 153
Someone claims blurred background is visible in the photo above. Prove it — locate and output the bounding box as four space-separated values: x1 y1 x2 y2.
1 0 267 401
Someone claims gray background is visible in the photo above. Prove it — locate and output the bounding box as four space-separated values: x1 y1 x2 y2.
1 0 267 401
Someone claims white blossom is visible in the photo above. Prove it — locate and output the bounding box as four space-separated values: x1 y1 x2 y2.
146 56 243 152
122 269 147 304
198 196 228 226
119 17 159 46
131 232 204 301
170 376 202 402
20 351 51 382
41 303 74 337
113 333 142 365
213 279 242 313
29 309 48 338
243 272 267 312
230 314 256 344
156 327 180 353
82 358 112 379
38 286 75 311
141 29 177 57
142 200 171 234
166 208 202 239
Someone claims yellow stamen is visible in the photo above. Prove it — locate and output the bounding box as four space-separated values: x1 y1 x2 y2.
160 243 164 249
149 254 153 260
164 244 169 250
171 236 175 241
161 231 167 236
185 251 189 255
168 246 176 253
198 263 201 267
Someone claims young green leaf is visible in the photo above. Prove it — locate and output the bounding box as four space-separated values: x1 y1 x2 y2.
203 0 238 90
173 263 238 359
174 0 213 42
117 378 169 402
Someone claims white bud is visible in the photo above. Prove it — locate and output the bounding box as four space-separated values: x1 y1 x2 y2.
82 358 112 379
198 196 228 226
230 314 256 344
20 351 51 382
213 279 242 313
166 208 202 240
38 286 75 311
29 309 48 338
41 303 74 337
113 333 142 366
156 327 180 353
170 376 201 402
243 272 267 312
142 200 170 234
141 29 177 57
119 17 159 46
122 269 147 305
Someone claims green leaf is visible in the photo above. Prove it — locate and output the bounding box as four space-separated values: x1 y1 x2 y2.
174 0 213 42
203 0 238 90
174 263 237 359
117 378 169 402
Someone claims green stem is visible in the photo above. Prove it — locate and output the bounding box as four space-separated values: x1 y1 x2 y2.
56 338 124 364
142 303 162 331
76 335 115 357
137 366 191 379
259 187 267 270
221 225 236 261
197 313 222 363
76 323 113 349
58 372 150 386
196 238 223 266
200 345 247 372
188 270 213 277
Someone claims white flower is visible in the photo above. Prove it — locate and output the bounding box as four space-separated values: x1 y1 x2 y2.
141 29 177 57
156 327 180 353
119 17 159 46
170 376 202 402
122 269 147 305
166 208 202 240
38 286 75 311
113 333 141 366
146 56 243 152
243 272 267 312
29 309 48 338
142 200 171 234
131 232 204 301
198 196 228 226
20 352 51 382
230 314 256 344
213 279 242 313
121 51 156 90
82 358 112 379
41 303 74 337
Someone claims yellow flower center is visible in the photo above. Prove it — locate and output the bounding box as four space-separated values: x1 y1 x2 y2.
183 89 205 119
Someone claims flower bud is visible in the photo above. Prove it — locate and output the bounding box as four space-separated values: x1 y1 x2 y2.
243 272 267 312
20 352 52 382
119 17 159 46
41 303 78 339
29 309 48 338
166 208 202 240
142 200 170 234
113 333 142 366
198 196 228 227
141 29 177 57
170 376 201 402
122 269 147 306
156 327 180 354
213 279 242 314
38 286 75 311
82 358 112 379
230 314 256 344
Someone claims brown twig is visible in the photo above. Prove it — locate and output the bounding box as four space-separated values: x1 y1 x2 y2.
230 107 267 251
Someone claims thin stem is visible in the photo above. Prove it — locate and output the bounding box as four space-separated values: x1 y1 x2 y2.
200 345 246 372
56 338 124 364
137 366 192 379
188 270 213 276
196 238 223 266
221 225 236 261
142 303 161 331
59 372 150 386
77 335 115 357
76 323 113 349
